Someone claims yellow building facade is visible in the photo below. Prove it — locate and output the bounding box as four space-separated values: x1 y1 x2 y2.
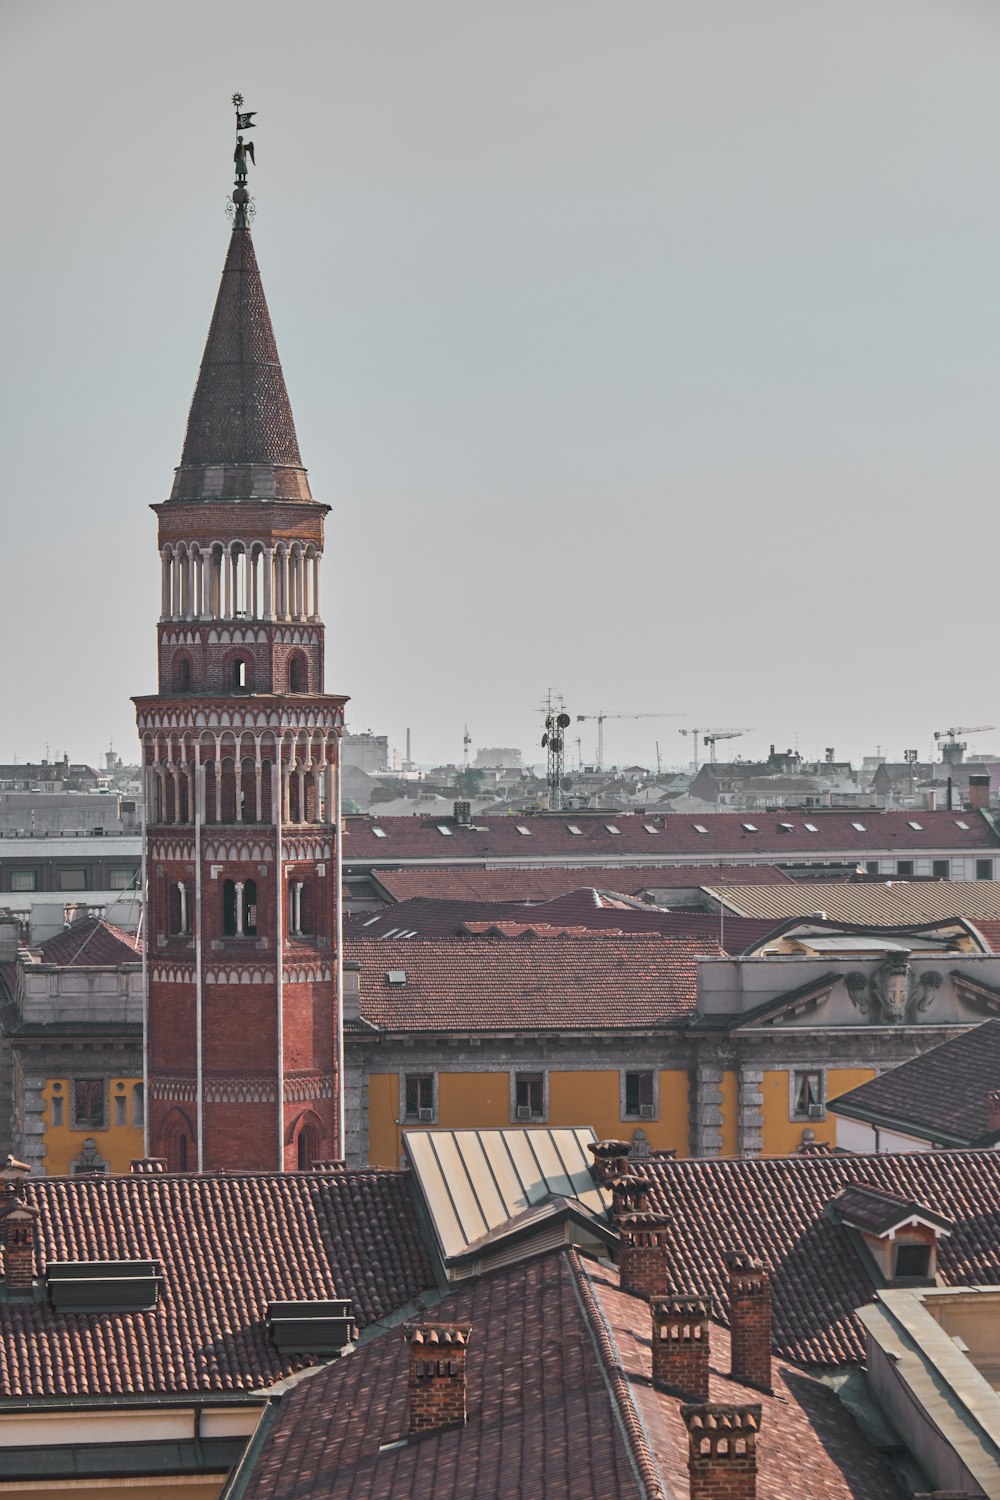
39 1074 145 1175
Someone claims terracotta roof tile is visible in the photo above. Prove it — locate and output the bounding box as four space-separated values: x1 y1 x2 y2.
33 918 141 968
369 864 794 903
0 1170 434 1400
349 934 715 1031
829 1018 1000 1145
636 1149 1000 1365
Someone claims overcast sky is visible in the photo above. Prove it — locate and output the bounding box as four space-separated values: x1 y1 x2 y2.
4 0 1000 773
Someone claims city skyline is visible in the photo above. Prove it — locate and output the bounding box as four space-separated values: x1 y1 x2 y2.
5 1 1000 770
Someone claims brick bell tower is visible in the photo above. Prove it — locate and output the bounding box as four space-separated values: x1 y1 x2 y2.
133 100 348 1173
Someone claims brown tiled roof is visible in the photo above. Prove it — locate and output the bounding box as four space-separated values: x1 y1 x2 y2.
32 918 141 968
168 227 313 504
829 1018 1000 1146
349 934 716 1032
237 1250 900 1500
0 1169 434 1400
349 891 774 953
342 809 999 868
711 880 1000 925
369 864 793 903
637 1149 1000 1365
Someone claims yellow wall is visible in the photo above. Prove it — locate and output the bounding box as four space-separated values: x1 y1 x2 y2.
366 1067 692 1167
759 1067 876 1155
41 1077 145 1176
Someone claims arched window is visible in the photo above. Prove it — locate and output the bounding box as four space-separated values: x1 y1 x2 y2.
173 656 192 693
288 879 311 936
233 657 249 691
288 652 307 692
223 878 257 937
162 1110 192 1173
295 1116 322 1170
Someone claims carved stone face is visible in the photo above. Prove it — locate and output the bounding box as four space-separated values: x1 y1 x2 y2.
880 954 912 1023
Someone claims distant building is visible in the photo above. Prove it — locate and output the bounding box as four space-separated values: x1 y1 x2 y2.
342 731 390 773
473 747 523 769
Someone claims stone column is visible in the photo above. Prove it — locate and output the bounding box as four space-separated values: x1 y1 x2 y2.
234 881 245 938
693 1061 725 1157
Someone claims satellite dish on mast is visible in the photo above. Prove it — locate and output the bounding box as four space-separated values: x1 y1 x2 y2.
556 712 571 729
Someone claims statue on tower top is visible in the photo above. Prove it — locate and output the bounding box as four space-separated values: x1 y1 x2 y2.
229 93 257 224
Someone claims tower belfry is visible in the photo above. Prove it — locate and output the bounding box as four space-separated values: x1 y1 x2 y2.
133 100 348 1172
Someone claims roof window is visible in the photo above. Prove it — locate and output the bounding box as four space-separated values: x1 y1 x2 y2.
363 915 381 927
742 823 758 833
778 822 794 833
436 825 453 836
852 822 867 833
372 826 387 838
605 825 621 835
907 820 923 831
267 1299 356 1354
955 819 970 830
47 1259 163 1312
515 826 532 836
803 822 819 833
643 824 659 834
387 969 407 985
693 824 709 835
567 824 583 836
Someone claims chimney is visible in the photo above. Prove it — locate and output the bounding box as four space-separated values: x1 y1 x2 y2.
988 1091 1000 1134
130 1158 168 1174
0 1155 38 1295
453 800 472 826
588 1138 632 1183
610 1172 651 1219
682 1403 762 1500
725 1252 772 1393
618 1211 670 1299
651 1293 711 1402
404 1323 472 1433
969 773 991 811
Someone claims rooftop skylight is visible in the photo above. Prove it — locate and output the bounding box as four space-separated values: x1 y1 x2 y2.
803 822 819 833
515 825 532 836
372 826 387 838
693 824 709 835
742 823 758 833
643 824 659 834
907 820 923 831
852 822 867 833
567 824 583 835
605 825 621 835
436 825 453 836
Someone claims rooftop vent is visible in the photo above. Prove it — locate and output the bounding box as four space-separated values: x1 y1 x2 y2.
47 1259 163 1312
453 800 472 826
387 969 407 986
266 1298 356 1354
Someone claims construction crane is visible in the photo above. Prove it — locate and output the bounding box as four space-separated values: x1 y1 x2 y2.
933 724 995 766
679 727 753 770
576 711 685 773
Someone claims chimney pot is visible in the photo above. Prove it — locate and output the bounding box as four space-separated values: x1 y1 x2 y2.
969 773 991 811
725 1251 772 1393
618 1210 671 1299
682 1402 762 1500
651 1293 711 1402
588 1138 632 1182
610 1172 651 1219
404 1322 472 1433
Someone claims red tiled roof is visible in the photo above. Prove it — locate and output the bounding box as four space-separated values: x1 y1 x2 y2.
349 934 716 1031
969 919 1000 952
344 809 999 867
349 892 774 953
34 918 141 968
829 1018 1000 1146
238 1250 900 1500
0 1169 434 1399
369 864 793 903
637 1149 1000 1365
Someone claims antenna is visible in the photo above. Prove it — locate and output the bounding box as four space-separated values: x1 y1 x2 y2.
463 724 471 771
539 691 570 811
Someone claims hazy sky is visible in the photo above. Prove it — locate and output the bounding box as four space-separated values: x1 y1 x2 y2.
4 1 1000 773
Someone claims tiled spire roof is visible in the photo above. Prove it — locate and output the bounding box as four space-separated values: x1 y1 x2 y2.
168 226 314 503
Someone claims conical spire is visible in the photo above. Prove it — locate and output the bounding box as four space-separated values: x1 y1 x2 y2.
168 225 313 503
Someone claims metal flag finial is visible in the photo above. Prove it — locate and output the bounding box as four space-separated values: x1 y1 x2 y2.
227 91 257 226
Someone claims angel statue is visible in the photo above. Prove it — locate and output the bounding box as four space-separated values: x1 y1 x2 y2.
234 135 256 180
845 954 942 1024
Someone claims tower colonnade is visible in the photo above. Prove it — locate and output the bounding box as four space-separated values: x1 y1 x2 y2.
160 539 321 622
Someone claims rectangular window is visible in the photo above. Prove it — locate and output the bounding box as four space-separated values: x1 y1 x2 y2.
73 1078 105 1129
514 1072 544 1120
404 1074 435 1121
132 1083 145 1127
50 1095 64 1127
792 1071 823 1119
932 860 950 880
113 1093 127 1127
9 869 38 892
624 1070 655 1118
894 1243 931 1279
59 868 88 891
977 859 993 881
865 860 879 875
896 860 914 877
108 867 137 890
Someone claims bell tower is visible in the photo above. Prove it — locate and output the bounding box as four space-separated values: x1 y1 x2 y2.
134 99 348 1172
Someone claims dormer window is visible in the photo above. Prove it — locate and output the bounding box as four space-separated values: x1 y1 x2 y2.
893 1242 931 1279
833 1185 952 1287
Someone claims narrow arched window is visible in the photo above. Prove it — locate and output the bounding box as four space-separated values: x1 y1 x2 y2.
173 656 191 693
233 658 248 691
288 653 307 692
243 878 258 937
297 1121 321 1170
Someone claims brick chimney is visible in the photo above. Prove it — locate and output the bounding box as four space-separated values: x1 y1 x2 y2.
988 1092 1000 1135
588 1138 632 1182
618 1211 670 1299
968 773 991 811
404 1323 472 1433
0 1157 38 1295
651 1293 711 1402
682 1403 762 1500
610 1172 651 1219
130 1159 168 1174
725 1252 772 1393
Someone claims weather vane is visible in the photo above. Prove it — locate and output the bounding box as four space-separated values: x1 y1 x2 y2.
227 93 257 225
